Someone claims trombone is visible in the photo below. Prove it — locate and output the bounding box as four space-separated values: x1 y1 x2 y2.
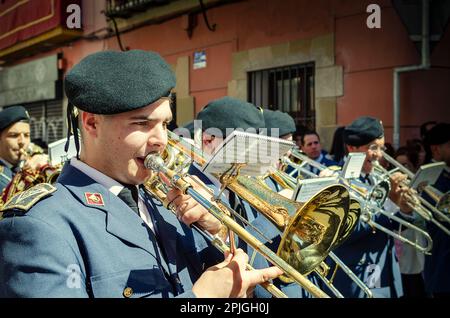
144 153 332 298
376 151 450 235
163 132 356 297
261 167 373 297
144 173 288 298
282 150 433 254
167 132 351 278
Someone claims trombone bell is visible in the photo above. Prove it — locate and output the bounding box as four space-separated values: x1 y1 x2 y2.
276 184 350 282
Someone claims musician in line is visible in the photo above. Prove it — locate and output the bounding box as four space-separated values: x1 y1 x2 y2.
194 102 324 298
0 50 282 297
193 97 269 231
262 109 327 298
262 109 297 192
0 106 31 193
299 130 337 175
422 123 450 298
330 116 415 298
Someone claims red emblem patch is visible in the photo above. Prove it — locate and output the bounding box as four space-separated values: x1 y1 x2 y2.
85 193 104 206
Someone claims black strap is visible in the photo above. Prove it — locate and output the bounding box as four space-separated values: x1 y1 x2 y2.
65 102 81 159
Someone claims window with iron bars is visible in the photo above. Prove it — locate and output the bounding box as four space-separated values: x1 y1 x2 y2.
22 100 65 148
248 62 315 131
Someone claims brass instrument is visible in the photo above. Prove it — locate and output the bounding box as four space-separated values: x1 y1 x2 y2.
422 186 450 219
1 143 61 207
144 153 333 298
283 150 433 254
166 132 350 279
152 132 356 297
376 151 450 234
261 163 373 297
223 173 349 280
144 170 288 298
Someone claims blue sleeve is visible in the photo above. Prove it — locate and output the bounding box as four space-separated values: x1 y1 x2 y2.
0 215 89 297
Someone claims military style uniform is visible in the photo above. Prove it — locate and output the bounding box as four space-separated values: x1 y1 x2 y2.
422 123 450 297
0 163 221 297
328 116 404 298
423 168 450 296
0 106 31 195
304 152 338 175
0 49 225 298
0 159 14 194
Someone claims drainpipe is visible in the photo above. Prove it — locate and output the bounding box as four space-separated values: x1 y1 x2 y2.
393 0 430 149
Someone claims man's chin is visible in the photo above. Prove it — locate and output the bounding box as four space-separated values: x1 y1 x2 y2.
10 157 21 166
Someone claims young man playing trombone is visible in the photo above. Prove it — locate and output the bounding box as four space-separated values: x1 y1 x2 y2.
0 50 282 298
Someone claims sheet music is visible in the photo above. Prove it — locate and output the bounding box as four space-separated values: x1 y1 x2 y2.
342 152 366 179
410 161 445 190
48 136 77 166
293 177 339 202
202 131 294 176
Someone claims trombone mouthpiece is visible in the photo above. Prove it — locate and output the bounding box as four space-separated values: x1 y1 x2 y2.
144 154 165 171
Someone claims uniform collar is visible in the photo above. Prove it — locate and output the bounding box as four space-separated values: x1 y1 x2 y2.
58 163 161 258
70 157 133 196
314 153 323 163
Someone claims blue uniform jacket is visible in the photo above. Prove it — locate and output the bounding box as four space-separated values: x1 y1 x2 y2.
303 153 338 175
0 163 221 298
324 165 403 298
0 159 14 194
422 169 450 294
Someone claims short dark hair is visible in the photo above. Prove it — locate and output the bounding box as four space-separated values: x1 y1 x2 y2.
329 126 346 163
300 130 320 146
420 121 437 140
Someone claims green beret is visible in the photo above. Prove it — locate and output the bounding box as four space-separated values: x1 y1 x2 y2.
0 106 30 131
424 123 450 146
196 97 265 137
344 116 384 146
64 50 175 114
263 109 296 137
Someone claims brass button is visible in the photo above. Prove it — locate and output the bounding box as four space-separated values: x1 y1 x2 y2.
123 287 133 298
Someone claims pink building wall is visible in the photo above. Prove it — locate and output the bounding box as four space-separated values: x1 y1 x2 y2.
14 0 449 148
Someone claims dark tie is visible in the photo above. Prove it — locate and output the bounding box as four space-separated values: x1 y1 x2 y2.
118 184 139 215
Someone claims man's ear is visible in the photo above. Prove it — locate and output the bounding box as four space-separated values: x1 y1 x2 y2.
346 144 355 153
81 112 98 137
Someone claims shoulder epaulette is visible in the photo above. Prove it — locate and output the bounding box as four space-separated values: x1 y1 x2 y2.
0 183 57 214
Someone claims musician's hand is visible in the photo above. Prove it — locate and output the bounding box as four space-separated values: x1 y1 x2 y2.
164 174 223 235
23 154 49 171
388 172 415 214
192 249 283 298
319 167 339 178
388 172 408 203
398 188 416 214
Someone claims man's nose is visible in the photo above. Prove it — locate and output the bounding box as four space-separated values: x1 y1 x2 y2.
149 125 167 149
17 134 25 145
